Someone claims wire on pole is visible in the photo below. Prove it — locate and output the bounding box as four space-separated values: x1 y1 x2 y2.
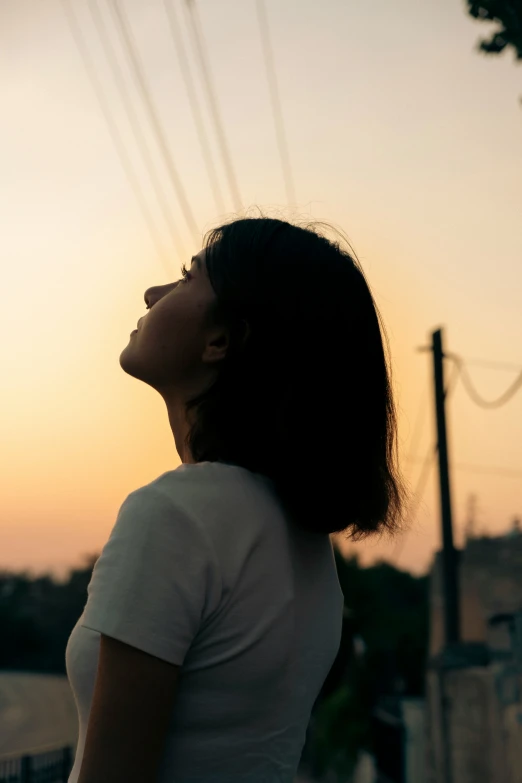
446 352 522 409
461 357 522 373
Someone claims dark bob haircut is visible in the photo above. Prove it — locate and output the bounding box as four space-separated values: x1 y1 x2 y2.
184 215 409 541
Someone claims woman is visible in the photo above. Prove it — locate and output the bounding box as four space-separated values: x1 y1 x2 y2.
65 215 409 783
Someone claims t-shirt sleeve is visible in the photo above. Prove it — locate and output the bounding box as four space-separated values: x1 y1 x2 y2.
80 484 222 665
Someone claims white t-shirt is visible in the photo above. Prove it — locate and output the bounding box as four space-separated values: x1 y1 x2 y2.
65 461 344 783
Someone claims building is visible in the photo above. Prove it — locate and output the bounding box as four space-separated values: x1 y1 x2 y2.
426 522 522 783
429 522 522 659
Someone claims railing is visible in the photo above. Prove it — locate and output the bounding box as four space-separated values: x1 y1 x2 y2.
0 744 74 783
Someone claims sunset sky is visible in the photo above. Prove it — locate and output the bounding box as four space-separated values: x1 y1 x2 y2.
2 0 521 582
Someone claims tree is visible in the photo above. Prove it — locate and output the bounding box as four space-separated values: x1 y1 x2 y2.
0 557 97 673
466 1 522 60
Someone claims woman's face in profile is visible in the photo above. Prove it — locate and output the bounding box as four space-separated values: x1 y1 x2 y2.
119 248 229 399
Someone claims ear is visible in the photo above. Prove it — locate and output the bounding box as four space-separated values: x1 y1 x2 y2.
201 327 231 364
202 320 250 364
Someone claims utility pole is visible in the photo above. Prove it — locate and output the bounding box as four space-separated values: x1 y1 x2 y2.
432 327 460 646
418 328 461 783
464 494 477 543
430 328 460 783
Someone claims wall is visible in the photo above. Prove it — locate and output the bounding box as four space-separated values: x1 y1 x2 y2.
429 533 522 658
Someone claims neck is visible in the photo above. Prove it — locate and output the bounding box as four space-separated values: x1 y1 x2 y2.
164 397 195 464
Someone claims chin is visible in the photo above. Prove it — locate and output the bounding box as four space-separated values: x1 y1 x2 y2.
119 343 141 379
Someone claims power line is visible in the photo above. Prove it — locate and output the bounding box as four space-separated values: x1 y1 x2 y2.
109 0 200 244
183 0 243 212
393 445 437 565
405 375 429 470
392 361 461 564
453 462 522 479
162 0 226 216
88 0 184 265
394 346 522 565
255 0 296 209
256 0 296 207
461 357 522 373
447 352 522 409
60 0 171 277
405 456 522 480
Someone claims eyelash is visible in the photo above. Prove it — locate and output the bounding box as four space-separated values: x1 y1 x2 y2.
146 264 191 309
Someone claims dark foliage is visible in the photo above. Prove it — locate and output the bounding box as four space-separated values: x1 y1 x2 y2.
300 544 429 778
467 1 522 60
